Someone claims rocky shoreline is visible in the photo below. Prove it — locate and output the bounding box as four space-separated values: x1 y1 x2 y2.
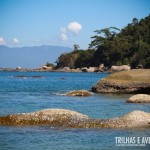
0 64 131 73
0 66 107 73
0 109 150 129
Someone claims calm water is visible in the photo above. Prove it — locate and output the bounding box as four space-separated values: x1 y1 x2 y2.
0 72 149 150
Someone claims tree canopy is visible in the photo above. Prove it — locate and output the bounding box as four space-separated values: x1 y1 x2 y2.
55 15 150 69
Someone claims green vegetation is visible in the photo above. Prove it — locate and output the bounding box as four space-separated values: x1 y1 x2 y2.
55 49 95 69
45 62 55 68
56 15 150 69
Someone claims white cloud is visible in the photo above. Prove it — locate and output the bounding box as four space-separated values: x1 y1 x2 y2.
12 38 20 44
60 27 68 41
60 33 68 41
59 22 82 41
0 37 5 45
60 27 67 33
68 21 82 33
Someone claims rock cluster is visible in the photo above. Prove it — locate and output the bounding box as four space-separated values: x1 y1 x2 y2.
0 109 150 129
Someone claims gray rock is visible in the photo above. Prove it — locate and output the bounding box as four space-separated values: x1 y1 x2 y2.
127 94 150 103
66 90 91 96
111 65 131 72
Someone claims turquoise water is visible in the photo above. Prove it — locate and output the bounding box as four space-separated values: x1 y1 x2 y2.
0 72 149 150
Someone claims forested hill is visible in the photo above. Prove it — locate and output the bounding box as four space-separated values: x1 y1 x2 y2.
56 15 150 69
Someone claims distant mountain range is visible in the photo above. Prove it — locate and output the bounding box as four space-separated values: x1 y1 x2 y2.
0 45 72 68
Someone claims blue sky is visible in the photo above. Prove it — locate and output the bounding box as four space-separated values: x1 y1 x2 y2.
0 0 150 49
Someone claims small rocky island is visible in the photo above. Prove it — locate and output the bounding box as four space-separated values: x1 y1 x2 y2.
92 69 150 94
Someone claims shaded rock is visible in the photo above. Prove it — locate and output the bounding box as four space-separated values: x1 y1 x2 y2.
60 77 65 80
66 90 91 96
0 109 150 129
70 68 82 72
87 67 98 72
16 66 22 70
39 65 53 71
42 65 48 69
81 67 88 72
94 64 105 73
14 75 43 78
127 94 150 103
92 69 150 94
99 64 104 70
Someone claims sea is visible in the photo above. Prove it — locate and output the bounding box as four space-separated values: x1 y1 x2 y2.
0 71 149 150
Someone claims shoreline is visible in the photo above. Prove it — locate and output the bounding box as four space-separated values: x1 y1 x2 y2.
0 67 110 73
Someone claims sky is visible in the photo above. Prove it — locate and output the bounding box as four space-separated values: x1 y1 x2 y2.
0 0 150 49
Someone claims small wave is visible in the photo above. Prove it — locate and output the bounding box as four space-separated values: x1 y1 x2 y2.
9 76 14 78
54 92 66 96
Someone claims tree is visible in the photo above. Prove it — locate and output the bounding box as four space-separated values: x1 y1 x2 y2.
89 27 120 48
55 15 150 69
46 62 55 68
73 44 80 51
89 27 120 67
132 18 138 25
74 50 95 68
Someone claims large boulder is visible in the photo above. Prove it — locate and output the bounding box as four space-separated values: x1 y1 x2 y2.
16 66 22 70
81 67 99 72
0 109 89 126
111 65 131 72
127 94 150 103
66 90 91 96
107 110 150 128
87 67 98 72
92 69 150 94
0 109 150 128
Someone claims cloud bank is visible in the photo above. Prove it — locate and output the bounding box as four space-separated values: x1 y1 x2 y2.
12 38 20 45
0 37 5 45
60 33 68 41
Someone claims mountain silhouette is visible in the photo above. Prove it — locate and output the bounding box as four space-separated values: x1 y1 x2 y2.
0 45 72 68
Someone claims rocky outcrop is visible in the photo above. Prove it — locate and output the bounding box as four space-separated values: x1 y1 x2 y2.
92 69 150 94
0 109 150 128
66 90 91 96
54 67 81 72
16 66 22 70
111 65 131 72
0 109 89 126
127 94 150 103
